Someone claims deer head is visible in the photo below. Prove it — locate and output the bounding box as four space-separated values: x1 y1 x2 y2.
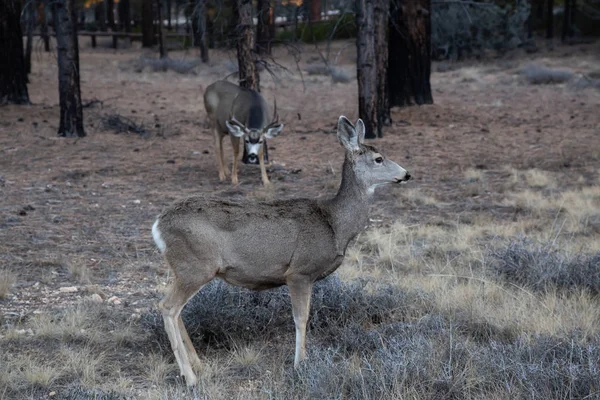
225 98 283 164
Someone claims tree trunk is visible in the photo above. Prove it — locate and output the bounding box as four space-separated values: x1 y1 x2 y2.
562 0 570 42
174 1 179 31
356 0 377 139
374 0 390 129
119 0 131 32
234 0 259 91
24 1 35 77
0 0 30 104
256 0 273 55
157 0 167 58
387 0 433 108
192 0 208 62
53 0 85 137
166 0 172 30
570 0 576 31
106 0 115 30
546 0 553 39
309 0 321 21
38 1 50 51
95 2 106 31
142 0 154 47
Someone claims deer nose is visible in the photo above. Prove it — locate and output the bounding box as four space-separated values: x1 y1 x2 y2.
405 172 411 181
248 154 258 162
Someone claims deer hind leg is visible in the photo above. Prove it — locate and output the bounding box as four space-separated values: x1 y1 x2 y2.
259 145 270 186
230 135 241 185
213 129 228 181
287 276 313 367
178 315 201 367
159 277 210 386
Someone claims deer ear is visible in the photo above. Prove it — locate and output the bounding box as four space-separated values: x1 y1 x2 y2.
264 123 284 139
337 116 359 152
355 119 366 144
225 120 246 137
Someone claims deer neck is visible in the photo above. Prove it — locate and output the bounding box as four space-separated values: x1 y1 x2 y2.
323 156 372 254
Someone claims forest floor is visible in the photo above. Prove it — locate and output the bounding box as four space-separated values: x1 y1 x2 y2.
1 38 599 399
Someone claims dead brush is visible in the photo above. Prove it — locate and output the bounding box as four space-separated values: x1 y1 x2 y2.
0 269 16 298
101 114 149 137
519 64 574 85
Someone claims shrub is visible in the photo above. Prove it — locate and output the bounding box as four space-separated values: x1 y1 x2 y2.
432 1 530 60
519 64 574 85
491 237 600 293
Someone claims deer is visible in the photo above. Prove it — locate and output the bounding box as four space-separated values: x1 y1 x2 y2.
151 116 411 386
203 80 284 186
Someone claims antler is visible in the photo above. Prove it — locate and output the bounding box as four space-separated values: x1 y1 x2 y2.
267 97 279 128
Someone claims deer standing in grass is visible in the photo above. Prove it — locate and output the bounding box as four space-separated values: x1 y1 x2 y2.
204 80 284 186
152 116 411 386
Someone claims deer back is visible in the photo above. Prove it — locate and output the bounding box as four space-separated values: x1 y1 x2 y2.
204 80 271 134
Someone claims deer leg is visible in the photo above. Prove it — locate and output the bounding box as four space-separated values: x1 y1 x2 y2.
178 315 201 367
213 129 227 181
159 278 208 386
259 145 270 186
231 136 241 185
219 132 230 179
287 276 313 367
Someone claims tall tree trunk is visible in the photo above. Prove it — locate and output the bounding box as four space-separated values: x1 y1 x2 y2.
95 2 106 31
119 0 131 32
570 0 577 31
142 0 154 47
562 0 570 42
38 1 50 51
192 0 208 62
309 0 321 21
0 0 30 104
174 1 179 31
234 0 259 91
53 0 85 137
356 0 377 139
157 0 167 58
234 0 264 162
374 0 390 129
546 0 553 39
166 0 172 30
106 0 115 30
256 0 273 55
24 1 35 77
387 0 433 107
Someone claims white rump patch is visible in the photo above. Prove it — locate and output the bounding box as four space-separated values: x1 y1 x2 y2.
152 219 166 253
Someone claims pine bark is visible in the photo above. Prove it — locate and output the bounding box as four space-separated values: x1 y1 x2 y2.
192 0 209 62
374 0 390 128
142 0 154 47
256 0 273 55
38 1 50 51
53 0 85 137
24 1 35 76
0 0 30 104
119 0 131 31
546 0 554 39
356 0 378 138
106 0 115 30
157 0 167 58
234 0 259 91
387 0 433 107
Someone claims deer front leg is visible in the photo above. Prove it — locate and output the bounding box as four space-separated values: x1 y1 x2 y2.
231 136 241 185
287 276 313 367
213 129 227 181
259 145 270 186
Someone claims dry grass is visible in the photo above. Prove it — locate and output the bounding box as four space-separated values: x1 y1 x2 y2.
0 269 16 298
2 41 600 399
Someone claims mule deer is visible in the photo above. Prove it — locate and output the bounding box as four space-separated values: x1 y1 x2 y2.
152 116 411 386
203 80 284 186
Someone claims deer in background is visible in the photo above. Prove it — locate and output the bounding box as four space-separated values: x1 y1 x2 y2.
203 80 284 186
152 116 411 386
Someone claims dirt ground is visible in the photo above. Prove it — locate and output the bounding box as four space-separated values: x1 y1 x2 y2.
1 38 599 334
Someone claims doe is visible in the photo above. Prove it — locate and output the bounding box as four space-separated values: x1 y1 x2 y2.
152 116 411 386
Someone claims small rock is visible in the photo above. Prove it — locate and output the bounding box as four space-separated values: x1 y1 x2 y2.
59 286 78 293
133 199 141 204
49 392 56 397
88 294 103 303
108 296 121 305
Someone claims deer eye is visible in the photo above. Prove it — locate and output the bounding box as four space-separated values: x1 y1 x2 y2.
375 157 384 164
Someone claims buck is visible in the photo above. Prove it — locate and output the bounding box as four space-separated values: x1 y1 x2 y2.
152 116 411 386
203 80 284 186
